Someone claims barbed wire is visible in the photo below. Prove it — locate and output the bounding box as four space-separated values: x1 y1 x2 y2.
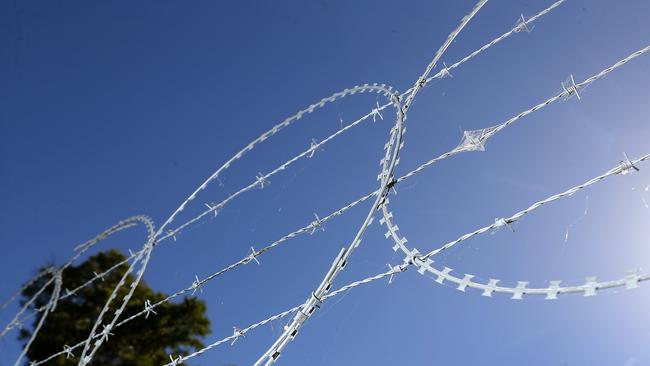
4 0 650 365
0 0 567 332
253 1 487 364
14 36 650 365
13 270 62 366
2 216 151 339
17 36 650 366
382 153 648 298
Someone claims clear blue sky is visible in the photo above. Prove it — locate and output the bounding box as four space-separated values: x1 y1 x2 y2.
1 1 650 365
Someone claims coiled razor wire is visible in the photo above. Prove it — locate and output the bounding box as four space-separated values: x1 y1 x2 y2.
3 0 650 365
0 0 567 336
253 1 487 364
0 0 566 336
4 216 155 366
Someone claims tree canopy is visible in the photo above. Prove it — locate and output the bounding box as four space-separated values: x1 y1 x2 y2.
19 249 210 366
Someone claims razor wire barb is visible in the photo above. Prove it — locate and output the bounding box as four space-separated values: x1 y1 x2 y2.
4 0 650 365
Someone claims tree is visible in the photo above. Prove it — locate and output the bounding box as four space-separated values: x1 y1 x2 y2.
18 249 210 366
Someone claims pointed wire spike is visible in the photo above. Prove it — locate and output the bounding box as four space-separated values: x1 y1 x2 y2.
546 280 562 300
619 152 640 175
204 203 219 217
93 271 105 282
63 345 75 359
248 246 261 265
231 327 245 345
511 281 529 300
308 138 322 158
482 279 500 297
144 299 158 318
387 264 396 284
256 172 270 188
514 13 534 33
457 274 475 292
561 74 582 100
436 267 453 284
371 101 384 122
440 61 453 78
191 275 203 295
309 213 324 234
167 230 177 241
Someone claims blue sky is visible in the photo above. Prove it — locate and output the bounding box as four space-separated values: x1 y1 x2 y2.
1 1 650 365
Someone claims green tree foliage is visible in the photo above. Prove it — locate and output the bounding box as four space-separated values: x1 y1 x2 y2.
19 249 210 366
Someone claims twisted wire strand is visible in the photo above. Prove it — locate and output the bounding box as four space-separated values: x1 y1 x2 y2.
422 154 649 259
398 43 650 184
484 43 650 140
1 0 565 323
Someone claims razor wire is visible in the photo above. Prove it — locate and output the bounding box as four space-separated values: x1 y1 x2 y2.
4 216 154 366
13 270 62 366
164 151 650 365
1 216 150 337
0 0 567 333
4 1 650 365
254 1 487 364
381 153 648 299
11 38 650 366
